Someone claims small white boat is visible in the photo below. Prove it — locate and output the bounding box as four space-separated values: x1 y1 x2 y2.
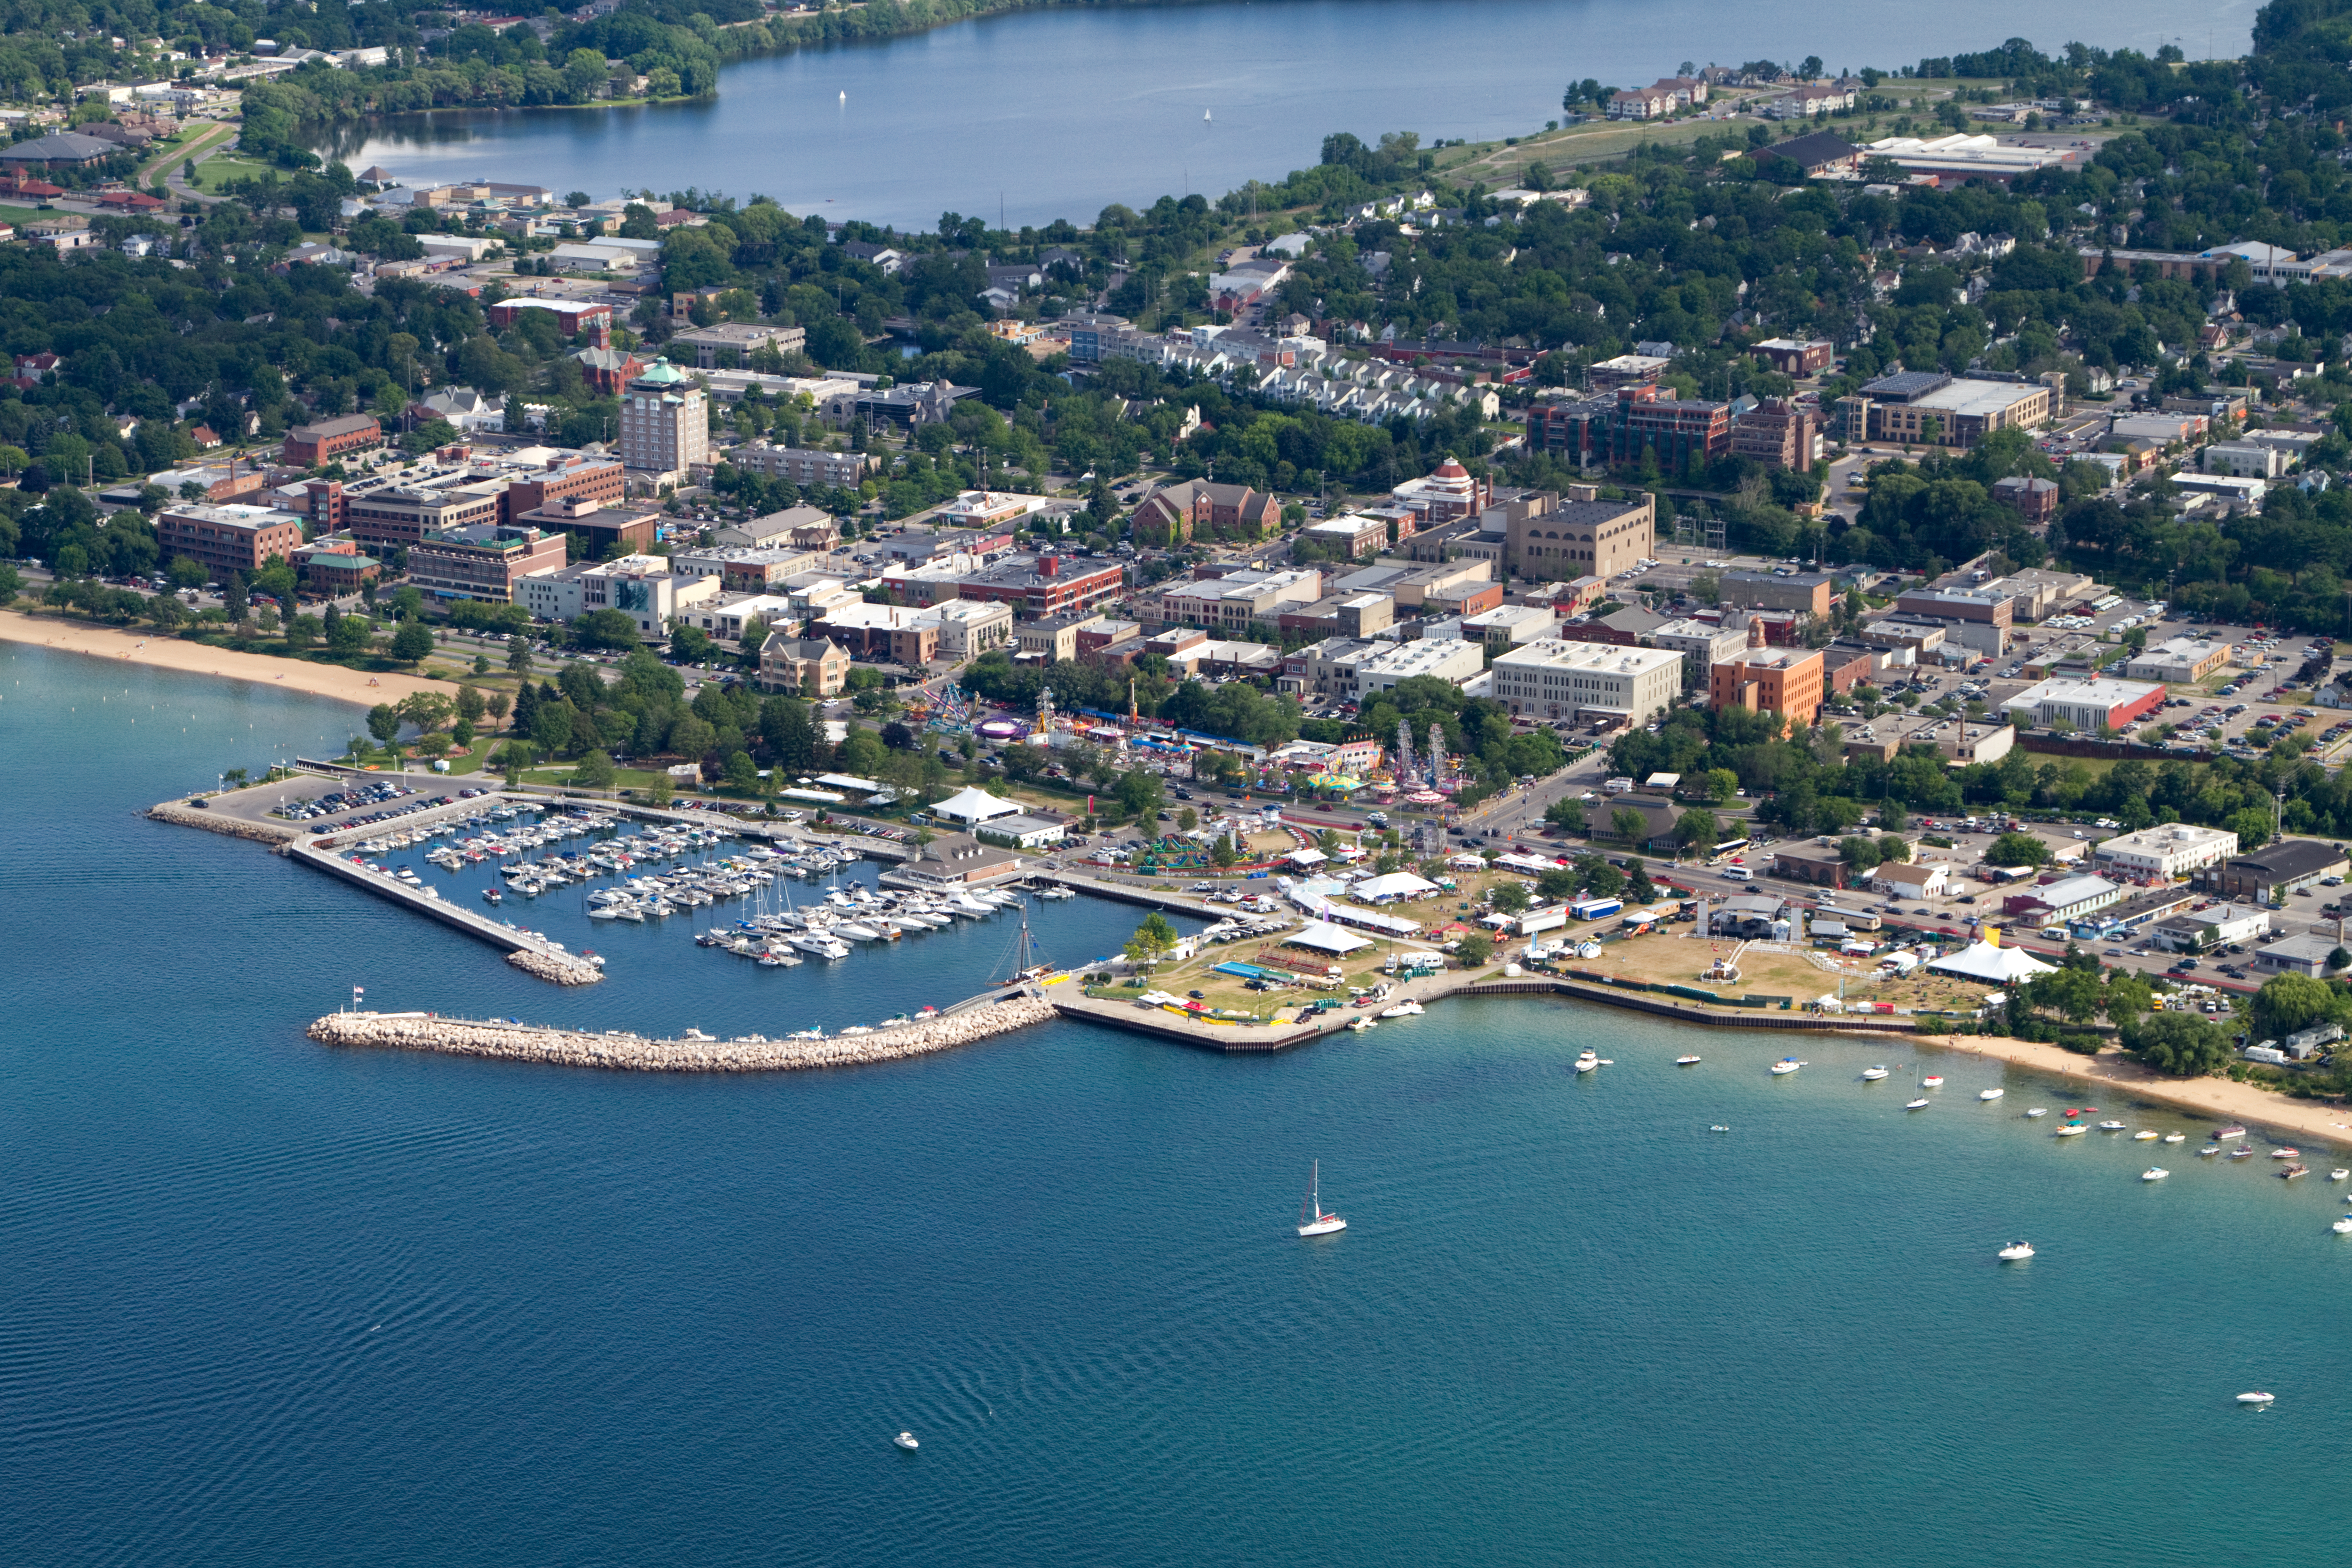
1573 1051 1597 1071
2056 1123 2088 1137
2133 1129 2160 1141
1921 1075 1944 1089
2025 1108 2048 1118
2163 1132 2186 1144
1675 1054 1701 1067
2197 1144 2222 1156
2237 1391 2275 1405
1708 1124 1730 1133
1979 1088 2005 1102
2332 1169 2351 1182
2097 1120 2127 1131
2335 1216 2352 1234
1346 1016 1375 1033
1860 1066 1890 1081
1770 1058 1804 1075
2273 1147 2302 1160
2142 1167 2169 1181
1905 1097 1930 1111
1997 1241 2035 1261
2216 1125 2248 1140
894 1431 919 1450
1296 1160 1345 1236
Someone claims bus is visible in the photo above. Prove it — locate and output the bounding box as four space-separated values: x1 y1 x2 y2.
1710 837 1750 861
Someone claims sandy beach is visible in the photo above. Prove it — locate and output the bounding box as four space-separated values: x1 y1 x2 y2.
0 610 454 708
1915 1031 2352 1150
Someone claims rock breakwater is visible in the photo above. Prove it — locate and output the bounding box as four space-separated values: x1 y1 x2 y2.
507 949 604 985
307 993 1057 1072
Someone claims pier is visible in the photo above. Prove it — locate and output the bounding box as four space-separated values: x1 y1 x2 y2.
308 990 1057 1072
285 835 604 983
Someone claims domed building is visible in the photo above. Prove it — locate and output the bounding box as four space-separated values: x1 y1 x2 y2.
619 358 707 483
1390 455 1491 522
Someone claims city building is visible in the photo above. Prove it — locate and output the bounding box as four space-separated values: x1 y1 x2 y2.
1303 512 1394 559
156 503 305 579
1746 130 1859 177
1463 603 1560 650
1894 586 2014 628
1530 385 1731 472
1014 610 1105 663
485 298 612 335
723 444 869 491
1147 567 1324 632
1650 617 1750 681
1708 620 1826 730
1348 637 1484 700
291 537 379 595
1729 399 1822 469
1838 371 2050 448
1751 338 1835 376
280 414 382 468
406 523 569 603
709 504 839 551
1718 571 1834 616
2148 905 2269 953
2002 874 2123 923
2252 933 2343 977
1389 456 1491 522
1127 478 1279 546
2002 677 2166 732
2194 840 2352 902
336 472 507 549
512 493 664 557
669 546 820 593
1507 488 1654 583
2201 442 2291 479
2094 823 2240 881
667 322 807 368
757 633 851 696
501 453 626 524
1991 475 2060 522
618 359 707 479
895 553 1124 620
2126 636 2235 685
1491 640 1683 727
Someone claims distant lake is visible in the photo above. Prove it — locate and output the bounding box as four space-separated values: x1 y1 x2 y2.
317 0 2259 230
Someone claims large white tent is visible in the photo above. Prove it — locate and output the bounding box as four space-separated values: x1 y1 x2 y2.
929 786 1022 825
1351 871 1440 904
1286 921 1374 956
1928 933 2059 984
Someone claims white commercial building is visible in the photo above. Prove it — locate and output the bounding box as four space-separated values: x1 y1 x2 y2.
1349 637 1485 700
2093 823 2240 881
2002 677 2165 732
2201 443 2290 479
2124 634 2234 685
1490 641 1684 727
2019 874 2124 923
1462 603 1561 648
1650 617 1750 678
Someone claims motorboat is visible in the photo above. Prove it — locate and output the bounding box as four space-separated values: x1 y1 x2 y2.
2056 1123 2088 1137
1979 1088 2005 1102
2162 1133 2186 1144
1377 1001 1423 1019
1346 1016 1375 1033
2142 1167 2169 1181
787 933 850 960
2333 1170 2352 1182
1905 1097 1931 1111
2335 1216 2352 1234
894 1431 919 1451
2097 1120 2127 1131
2281 1164 2310 1180
1296 1160 1346 1236
2133 1130 2160 1142
2197 1144 2222 1156
1708 1124 1731 1133
2215 1125 2248 1140
1997 1242 2035 1261
1676 1054 1702 1066
2237 1392 2276 1405
2273 1147 2302 1160
2025 1108 2048 1118
1861 1066 1890 1081
2230 1146 2257 1160
1573 1049 1597 1072
1770 1058 1804 1075
1921 1075 1945 1089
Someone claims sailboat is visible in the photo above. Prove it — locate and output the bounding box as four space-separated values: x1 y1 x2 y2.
1296 1161 1345 1236
1204 108 1212 122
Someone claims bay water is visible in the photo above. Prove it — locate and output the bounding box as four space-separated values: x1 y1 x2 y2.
4 639 2349 1564
323 0 2263 229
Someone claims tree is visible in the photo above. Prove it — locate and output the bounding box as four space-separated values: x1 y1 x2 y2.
366 703 400 745
2134 1011 2235 1077
1610 806 1647 845
572 748 617 789
1211 833 1237 869
724 751 761 793
499 740 536 786
389 620 434 666
1537 867 1579 901
1125 911 1181 968
1674 807 1720 852
455 685 488 727
1986 831 2050 867
1455 931 1494 967
395 690 453 733
2018 966 2104 1025
2228 806 2275 851
1491 880 1532 914
486 692 512 731
508 636 534 675
572 608 641 651
2247 973 2348 1042
1544 797 1587 833
1697 768 1740 804
1177 806 1198 834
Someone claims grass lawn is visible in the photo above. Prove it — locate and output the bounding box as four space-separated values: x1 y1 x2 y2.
190 152 278 194
1591 928 1988 1014
0 202 47 227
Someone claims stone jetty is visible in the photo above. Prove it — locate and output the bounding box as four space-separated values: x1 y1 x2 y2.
307 993 1057 1073
507 949 604 985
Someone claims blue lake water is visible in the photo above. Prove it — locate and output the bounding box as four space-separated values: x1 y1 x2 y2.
324 0 2264 230
6 637 2352 1564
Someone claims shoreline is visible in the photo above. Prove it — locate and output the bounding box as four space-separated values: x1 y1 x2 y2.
1910 1029 2352 1152
0 610 454 708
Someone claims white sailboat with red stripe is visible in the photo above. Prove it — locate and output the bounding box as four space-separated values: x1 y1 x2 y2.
1297 1161 1346 1236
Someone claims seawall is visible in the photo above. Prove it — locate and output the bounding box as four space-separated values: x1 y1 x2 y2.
308 992 1056 1072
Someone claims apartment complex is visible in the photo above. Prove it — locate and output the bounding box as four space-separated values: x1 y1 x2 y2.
758 633 851 697
407 524 569 603
1530 385 1732 472
156 503 306 579
724 442 869 490
1835 370 2050 448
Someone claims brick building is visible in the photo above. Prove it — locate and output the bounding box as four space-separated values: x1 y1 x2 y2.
280 414 382 468
157 503 306 579
1730 398 1822 470
1529 385 1731 472
1708 618 1826 730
